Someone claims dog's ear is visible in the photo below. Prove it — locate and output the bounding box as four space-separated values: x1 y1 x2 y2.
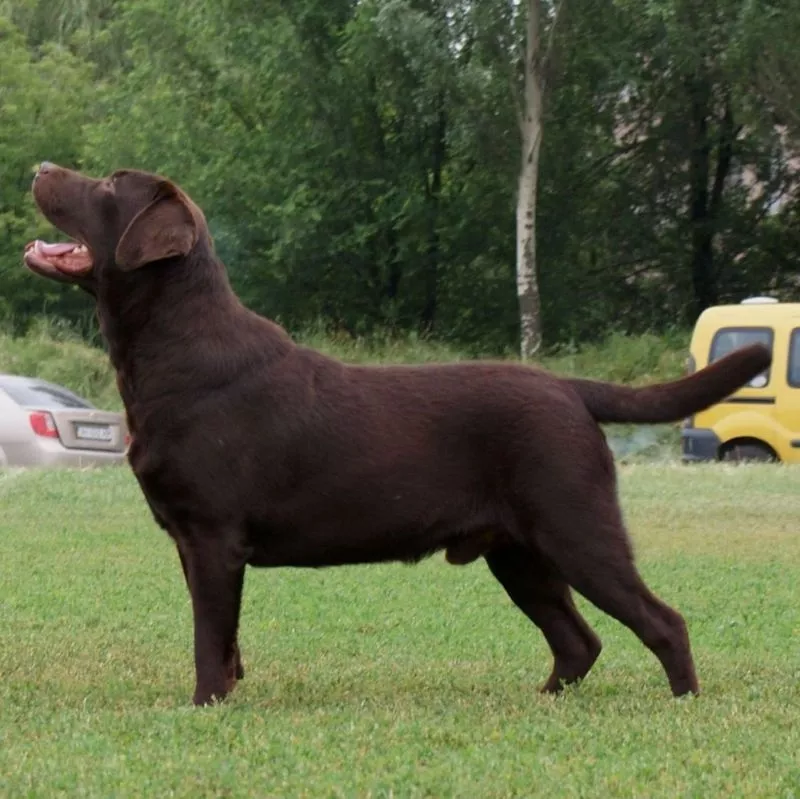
115 183 198 271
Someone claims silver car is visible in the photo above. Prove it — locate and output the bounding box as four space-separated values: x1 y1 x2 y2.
0 374 128 468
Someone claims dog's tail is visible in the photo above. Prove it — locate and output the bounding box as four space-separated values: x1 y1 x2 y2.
567 344 771 425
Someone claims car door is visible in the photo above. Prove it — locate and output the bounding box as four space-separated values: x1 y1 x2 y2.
773 325 800 460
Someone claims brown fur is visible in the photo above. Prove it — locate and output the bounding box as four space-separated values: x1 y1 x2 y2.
24 164 771 705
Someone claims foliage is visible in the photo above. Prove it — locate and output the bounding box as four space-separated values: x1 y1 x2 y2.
0 318 121 409
1 0 799 352
0 14 94 328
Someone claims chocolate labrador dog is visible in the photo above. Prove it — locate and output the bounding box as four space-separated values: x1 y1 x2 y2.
24 163 770 706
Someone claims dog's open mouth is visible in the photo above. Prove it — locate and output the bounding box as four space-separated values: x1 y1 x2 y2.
24 240 93 277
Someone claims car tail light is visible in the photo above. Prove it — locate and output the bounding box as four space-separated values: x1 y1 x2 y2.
29 410 59 439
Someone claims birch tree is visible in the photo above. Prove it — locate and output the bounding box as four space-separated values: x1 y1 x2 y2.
517 0 564 359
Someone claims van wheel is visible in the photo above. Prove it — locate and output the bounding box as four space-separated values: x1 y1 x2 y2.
720 442 777 463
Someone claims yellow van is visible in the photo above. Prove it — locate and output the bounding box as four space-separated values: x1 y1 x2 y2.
682 297 800 463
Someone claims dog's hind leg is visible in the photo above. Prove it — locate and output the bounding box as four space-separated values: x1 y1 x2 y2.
533 482 698 697
485 544 602 692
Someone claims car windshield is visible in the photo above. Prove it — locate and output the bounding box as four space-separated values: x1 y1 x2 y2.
0 377 94 409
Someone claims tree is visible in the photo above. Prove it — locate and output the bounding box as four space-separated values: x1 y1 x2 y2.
516 0 565 359
0 15 94 329
82 0 523 346
4 0 800 352
745 2 800 142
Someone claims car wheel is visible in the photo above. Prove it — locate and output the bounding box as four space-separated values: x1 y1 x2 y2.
720 442 777 463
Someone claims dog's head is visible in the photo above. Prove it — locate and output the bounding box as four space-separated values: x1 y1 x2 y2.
23 163 208 293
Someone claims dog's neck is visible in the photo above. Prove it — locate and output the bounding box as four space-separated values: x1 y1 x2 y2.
96 247 292 412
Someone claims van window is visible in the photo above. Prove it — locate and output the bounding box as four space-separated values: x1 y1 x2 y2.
709 327 773 387
788 329 800 387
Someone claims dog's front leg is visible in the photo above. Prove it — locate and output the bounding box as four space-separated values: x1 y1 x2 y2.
177 536 246 706
176 545 245 682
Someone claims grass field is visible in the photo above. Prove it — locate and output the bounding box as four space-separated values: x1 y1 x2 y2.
1 464 799 797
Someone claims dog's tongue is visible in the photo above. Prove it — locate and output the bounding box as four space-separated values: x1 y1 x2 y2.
25 239 93 276
36 241 78 256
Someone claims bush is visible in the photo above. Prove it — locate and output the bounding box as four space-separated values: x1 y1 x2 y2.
0 319 691 421
0 318 121 410
541 329 690 384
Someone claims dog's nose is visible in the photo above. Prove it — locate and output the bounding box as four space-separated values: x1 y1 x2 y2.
37 161 55 177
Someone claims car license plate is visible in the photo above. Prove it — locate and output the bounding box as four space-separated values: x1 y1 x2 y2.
76 424 113 442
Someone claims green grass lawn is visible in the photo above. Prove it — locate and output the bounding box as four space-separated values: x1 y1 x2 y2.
1 464 799 797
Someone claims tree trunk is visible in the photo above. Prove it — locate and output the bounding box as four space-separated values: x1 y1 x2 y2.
687 74 715 316
365 77 402 311
517 0 545 359
687 77 735 318
421 100 447 332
